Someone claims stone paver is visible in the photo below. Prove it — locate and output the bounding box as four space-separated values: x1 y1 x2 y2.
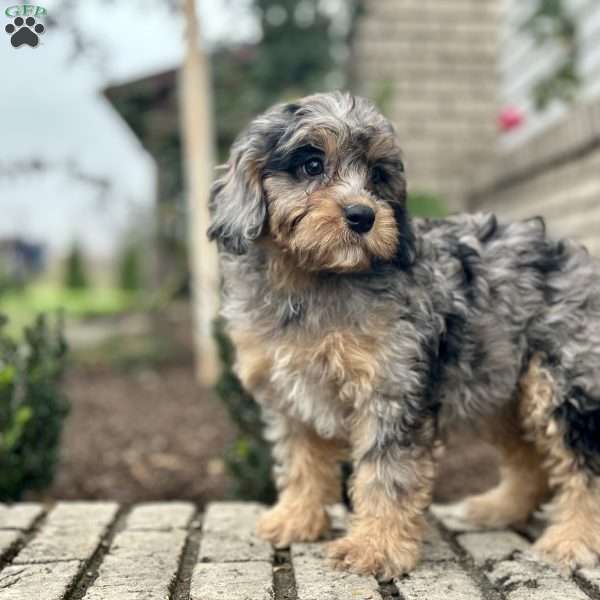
0 531 23 560
124 502 195 531
192 502 273 600
14 502 119 564
199 502 272 563
435 509 589 600
0 502 596 599
579 566 600 595
0 561 81 600
421 521 457 562
457 530 530 565
191 561 273 600
292 542 381 600
395 523 483 600
82 502 194 600
396 562 484 600
489 559 589 600
0 505 44 531
0 503 119 600
83 530 188 600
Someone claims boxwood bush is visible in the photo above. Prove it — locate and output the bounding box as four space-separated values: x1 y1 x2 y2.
0 314 69 500
214 318 275 503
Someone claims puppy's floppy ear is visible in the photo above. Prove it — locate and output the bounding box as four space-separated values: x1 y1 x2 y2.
208 148 266 254
208 106 291 254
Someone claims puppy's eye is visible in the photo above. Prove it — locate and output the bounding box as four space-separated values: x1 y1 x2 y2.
303 158 324 177
371 165 388 185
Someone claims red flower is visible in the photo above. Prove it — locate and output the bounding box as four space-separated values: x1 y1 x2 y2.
498 107 525 132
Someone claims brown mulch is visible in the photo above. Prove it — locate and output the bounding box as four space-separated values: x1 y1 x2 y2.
35 363 234 505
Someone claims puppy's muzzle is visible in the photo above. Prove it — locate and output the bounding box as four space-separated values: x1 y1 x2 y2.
344 204 375 234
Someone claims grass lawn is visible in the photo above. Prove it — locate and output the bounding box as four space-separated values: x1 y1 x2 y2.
0 283 140 335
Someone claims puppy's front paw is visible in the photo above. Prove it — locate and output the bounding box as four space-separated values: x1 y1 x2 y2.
534 526 600 572
257 503 330 547
328 534 419 579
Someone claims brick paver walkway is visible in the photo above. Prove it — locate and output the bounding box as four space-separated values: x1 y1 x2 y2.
0 501 597 599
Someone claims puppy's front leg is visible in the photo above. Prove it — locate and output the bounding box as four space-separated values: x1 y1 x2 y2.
329 409 436 578
257 414 345 547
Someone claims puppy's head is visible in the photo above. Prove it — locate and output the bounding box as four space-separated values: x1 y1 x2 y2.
208 92 415 273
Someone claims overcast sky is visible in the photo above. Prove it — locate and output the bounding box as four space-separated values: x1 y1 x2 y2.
0 0 257 261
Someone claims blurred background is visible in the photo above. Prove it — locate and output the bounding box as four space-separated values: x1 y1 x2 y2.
0 0 598 506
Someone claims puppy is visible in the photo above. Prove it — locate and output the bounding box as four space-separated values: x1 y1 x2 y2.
208 91 600 578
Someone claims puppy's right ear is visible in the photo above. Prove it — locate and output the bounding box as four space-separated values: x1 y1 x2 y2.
208 107 291 254
208 150 265 254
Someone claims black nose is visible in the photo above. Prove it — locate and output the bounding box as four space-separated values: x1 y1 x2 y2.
344 204 375 234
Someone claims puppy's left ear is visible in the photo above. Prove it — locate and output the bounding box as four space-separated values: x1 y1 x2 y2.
208 107 290 254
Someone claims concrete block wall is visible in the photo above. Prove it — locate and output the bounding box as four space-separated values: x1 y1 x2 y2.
351 0 501 211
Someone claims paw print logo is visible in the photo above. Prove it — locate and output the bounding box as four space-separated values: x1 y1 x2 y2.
5 16 45 48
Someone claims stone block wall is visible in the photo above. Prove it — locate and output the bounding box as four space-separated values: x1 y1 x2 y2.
351 0 501 211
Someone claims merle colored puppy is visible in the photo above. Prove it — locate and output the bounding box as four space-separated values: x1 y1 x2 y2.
208 91 600 577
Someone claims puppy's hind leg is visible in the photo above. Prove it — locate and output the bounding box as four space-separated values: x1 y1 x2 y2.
457 407 549 529
521 355 600 571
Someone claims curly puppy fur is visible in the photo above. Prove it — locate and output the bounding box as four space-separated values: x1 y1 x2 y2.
209 91 600 577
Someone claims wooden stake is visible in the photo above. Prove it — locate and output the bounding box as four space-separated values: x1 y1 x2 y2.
180 0 220 385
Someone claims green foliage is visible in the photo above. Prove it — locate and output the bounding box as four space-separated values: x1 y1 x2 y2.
212 0 361 158
0 261 14 296
522 0 580 110
118 244 143 292
0 314 69 500
213 318 275 503
64 242 89 290
226 436 276 503
407 192 448 219
371 79 395 118
0 284 139 337
532 60 580 110
252 0 337 97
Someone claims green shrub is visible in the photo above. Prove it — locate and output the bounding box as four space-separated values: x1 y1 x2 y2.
407 192 448 219
0 314 69 500
213 318 275 503
0 261 12 296
118 244 143 292
64 242 89 290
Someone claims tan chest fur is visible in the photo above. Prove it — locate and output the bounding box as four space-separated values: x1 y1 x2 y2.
229 323 383 436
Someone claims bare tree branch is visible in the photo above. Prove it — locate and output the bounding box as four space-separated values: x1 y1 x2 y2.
0 159 113 206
